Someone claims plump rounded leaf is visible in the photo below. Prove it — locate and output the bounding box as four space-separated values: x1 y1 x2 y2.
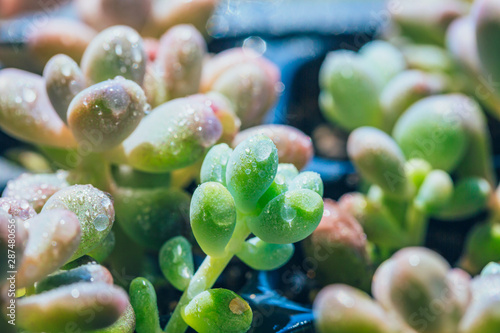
190 182 236 257
482 262 500 276
0 69 77 148
303 199 372 291
339 193 406 248
405 158 433 189
460 222 500 275
319 50 383 130
142 0 217 38
143 63 168 108
17 209 81 288
129 277 161 333
313 284 396 333
159 236 194 291
226 134 278 213
255 164 299 208
67 77 148 151
113 186 190 250
27 18 97 67
434 177 491 220
459 273 500 333
2 171 69 213
393 94 469 171
248 189 323 244
81 25 146 85
414 169 453 213
373 247 463 333
204 92 241 144
182 288 252 333
380 70 447 129
42 185 115 260
17 282 129 332
116 96 222 172
288 171 323 196
200 143 233 185
202 48 280 128
156 24 206 99
359 40 406 85
232 125 313 170
348 127 409 198
35 263 113 294
44 54 86 124
236 237 294 271
392 0 466 45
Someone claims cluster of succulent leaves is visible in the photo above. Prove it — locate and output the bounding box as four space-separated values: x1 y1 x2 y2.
315 0 500 281
130 136 324 333
314 247 500 333
0 10 323 332
309 0 500 331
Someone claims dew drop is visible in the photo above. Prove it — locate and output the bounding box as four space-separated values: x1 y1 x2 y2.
93 214 109 232
280 205 296 223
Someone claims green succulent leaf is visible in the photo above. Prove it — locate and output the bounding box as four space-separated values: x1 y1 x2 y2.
42 184 115 260
226 134 279 213
200 143 233 186
159 236 194 291
236 237 294 271
190 182 237 257
248 189 323 244
182 288 253 333
129 277 162 333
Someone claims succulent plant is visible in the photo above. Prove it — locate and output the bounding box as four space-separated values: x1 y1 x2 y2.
319 40 449 132
338 94 494 256
314 247 500 333
129 134 324 333
0 187 133 332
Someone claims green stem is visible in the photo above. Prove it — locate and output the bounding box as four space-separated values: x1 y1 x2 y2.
164 214 251 333
405 202 428 246
67 152 113 192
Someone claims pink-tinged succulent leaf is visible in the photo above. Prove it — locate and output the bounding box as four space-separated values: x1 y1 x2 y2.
17 209 81 288
156 24 206 99
2 171 69 213
313 284 398 333
142 0 219 38
0 69 77 148
201 48 280 128
27 19 97 67
17 282 129 332
42 185 115 261
303 199 372 291
81 25 147 85
233 125 313 170
44 54 87 125
67 77 148 151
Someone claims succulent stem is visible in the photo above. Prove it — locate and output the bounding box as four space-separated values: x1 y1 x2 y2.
67 153 113 192
405 202 428 246
164 213 251 333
